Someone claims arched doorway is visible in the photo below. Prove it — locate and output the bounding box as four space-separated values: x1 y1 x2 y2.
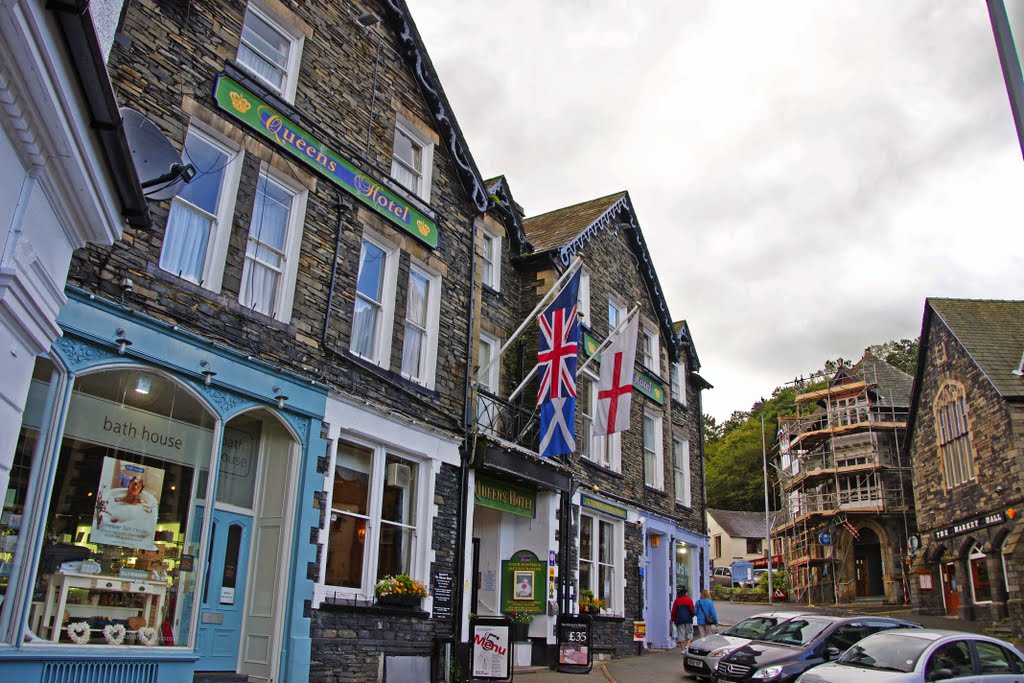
854 527 884 597
195 409 299 683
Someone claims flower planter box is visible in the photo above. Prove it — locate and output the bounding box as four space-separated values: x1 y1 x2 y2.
377 593 421 608
511 622 530 641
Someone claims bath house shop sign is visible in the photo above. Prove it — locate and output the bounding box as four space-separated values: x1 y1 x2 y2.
214 74 438 248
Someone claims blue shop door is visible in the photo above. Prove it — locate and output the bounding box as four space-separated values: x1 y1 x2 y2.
196 509 253 671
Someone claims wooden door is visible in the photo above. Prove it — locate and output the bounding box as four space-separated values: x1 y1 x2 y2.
942 562 959 616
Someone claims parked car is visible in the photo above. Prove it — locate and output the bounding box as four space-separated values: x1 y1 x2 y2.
795 628 1024 682
684 611 808 681
712 566 734 587
712 614 921 683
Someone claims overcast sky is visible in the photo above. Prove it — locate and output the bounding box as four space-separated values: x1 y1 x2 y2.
411 1 1024 422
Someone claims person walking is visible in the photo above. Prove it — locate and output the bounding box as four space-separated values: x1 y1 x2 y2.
671 587 695 652
694 589 718 638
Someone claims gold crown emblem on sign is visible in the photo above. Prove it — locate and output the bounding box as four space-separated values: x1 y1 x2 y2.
417 220 431 236
229 91 251 113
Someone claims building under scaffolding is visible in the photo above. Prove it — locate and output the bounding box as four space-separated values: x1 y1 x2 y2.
774 353 916 606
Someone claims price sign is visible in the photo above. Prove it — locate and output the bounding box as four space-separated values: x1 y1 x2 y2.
557 615 592 673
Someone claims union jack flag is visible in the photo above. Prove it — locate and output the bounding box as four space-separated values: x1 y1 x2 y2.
537 270 581 457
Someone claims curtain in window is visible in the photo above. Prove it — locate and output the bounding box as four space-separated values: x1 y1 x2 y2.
239 11 288 90
240 175 290 315
160 202 211 282
643 416 656 483
391 129 421 193
401 271 429 379
352 241 386 359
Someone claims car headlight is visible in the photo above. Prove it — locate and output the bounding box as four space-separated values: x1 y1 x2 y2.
751 665 784 680
709 646 735 657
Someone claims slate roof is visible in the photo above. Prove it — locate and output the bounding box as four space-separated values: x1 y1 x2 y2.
708 509 776 539
852 353 913 408
929 298 1024 399
521 192 625 252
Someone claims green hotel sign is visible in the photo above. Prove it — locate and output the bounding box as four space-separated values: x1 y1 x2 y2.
213 75 438 248
580 494 627 519
475 476 536 518
580 331 664 404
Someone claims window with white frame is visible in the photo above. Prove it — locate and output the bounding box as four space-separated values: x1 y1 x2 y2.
477 334 500 434
673 436 690 506
608 298 624 332
577 268 591 326
390 117 435 202
238 166 307 321
933 382 975 489
579 513 621 614
324 438 424 594
641 325 660 375
351 235 398 365
643 411 663 489
400 263 440 387
583 374 621 471
160 127 242 288
237 1 304 101
481 227 501 291
671 361 686 406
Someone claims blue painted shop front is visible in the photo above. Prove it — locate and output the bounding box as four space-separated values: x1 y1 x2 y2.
0 290 327 682
642 515 708 650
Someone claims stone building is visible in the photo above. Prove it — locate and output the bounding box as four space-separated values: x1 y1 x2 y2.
466 188 710 662
906 298 1024 636
775 353 916 606
0 0 493 680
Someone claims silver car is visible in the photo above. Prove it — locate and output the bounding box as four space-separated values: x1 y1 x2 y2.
683 611 807 681
796 628 1024 682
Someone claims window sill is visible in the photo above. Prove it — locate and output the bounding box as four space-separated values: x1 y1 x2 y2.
224 62 301 122
644 486 669 497
581 459 624 479
317 595 429 618
342 350 441 400
482 283 501 297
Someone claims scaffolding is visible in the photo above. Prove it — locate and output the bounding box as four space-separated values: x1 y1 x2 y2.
773 359 916 605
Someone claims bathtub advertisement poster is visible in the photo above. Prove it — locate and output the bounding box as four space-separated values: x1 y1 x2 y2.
92 457 164 550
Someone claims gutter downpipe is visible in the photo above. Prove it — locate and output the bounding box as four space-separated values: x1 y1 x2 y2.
48 0 151 229
454 209 480 664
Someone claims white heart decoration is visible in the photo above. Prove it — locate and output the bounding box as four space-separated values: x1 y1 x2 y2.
103 623 126 645
67 621 91 644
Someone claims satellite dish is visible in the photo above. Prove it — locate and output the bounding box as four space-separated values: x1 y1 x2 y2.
120 108 196 201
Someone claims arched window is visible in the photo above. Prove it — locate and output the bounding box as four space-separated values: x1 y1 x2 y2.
933 383 975 488
969 542 991 604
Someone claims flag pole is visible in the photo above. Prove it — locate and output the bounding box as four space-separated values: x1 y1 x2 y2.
576 304 640 378
473 254 584 386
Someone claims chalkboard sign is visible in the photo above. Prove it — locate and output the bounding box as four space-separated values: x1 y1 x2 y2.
556 614 592 673
431 570 454 620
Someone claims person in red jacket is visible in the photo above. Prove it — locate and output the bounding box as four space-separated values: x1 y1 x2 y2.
671 587 695 651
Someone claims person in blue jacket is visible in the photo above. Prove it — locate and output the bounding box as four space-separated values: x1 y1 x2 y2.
694 589 719 638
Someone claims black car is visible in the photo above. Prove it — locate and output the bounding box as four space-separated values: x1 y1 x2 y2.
711 614 921 683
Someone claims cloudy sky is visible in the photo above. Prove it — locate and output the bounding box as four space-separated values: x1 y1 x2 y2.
411 1 1024 422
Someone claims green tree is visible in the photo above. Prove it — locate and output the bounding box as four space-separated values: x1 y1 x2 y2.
867 338 920 376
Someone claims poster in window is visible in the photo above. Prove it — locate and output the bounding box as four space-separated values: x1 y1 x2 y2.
91 457 164 550
514 571 534 600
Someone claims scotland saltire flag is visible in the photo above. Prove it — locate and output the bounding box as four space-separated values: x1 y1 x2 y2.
537 270 581 457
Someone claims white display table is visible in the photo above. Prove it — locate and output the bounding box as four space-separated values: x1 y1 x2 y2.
37 571 167 641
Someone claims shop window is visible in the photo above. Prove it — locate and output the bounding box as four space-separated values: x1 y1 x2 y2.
238 166 307 322
400 263 441 388
390 117 434 202
351 234 398 366
2 363 217 648
237 1 304 101
579 513 621 614
323 439 424 597
969 542 991 604
933 383 975 489
673 437 690 506
643 412 663 489
160 127 243 290
481 227 501 292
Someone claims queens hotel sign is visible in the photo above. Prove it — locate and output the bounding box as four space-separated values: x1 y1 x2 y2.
214 74 438 248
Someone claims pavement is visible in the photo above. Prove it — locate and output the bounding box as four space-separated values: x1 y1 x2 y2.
507 600 1013 683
